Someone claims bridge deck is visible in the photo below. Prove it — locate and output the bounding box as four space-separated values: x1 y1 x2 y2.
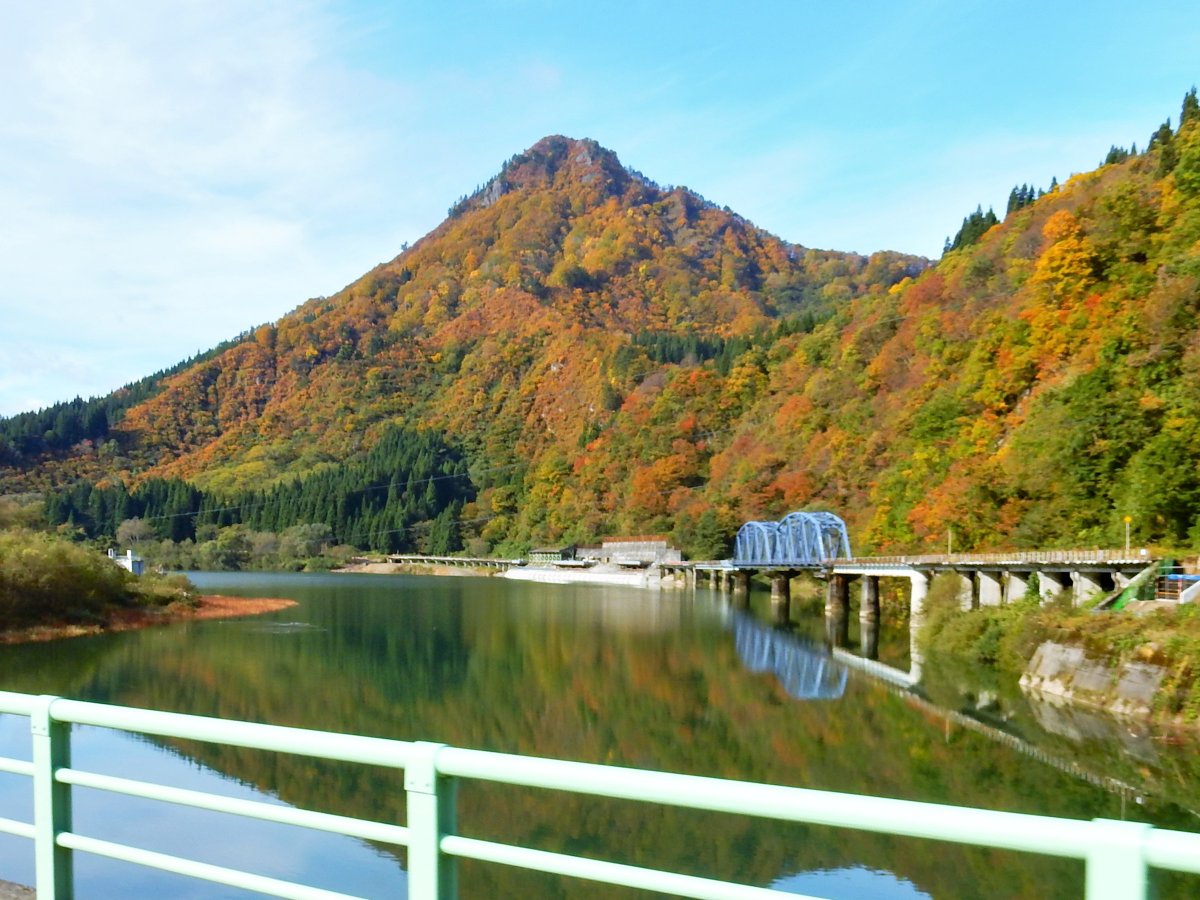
682 549 1157 574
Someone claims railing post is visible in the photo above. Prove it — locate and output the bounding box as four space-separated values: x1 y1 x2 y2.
405 741 457 900
31 695 73 899
1085 819 1151 900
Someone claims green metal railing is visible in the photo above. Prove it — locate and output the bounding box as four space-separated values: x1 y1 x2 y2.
1 691 1198 899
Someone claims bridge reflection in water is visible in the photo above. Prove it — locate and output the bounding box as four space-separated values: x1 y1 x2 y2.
729 613 848 700
725 605 1166 815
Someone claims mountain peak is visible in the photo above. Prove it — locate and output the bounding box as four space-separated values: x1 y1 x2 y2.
449 136 632 218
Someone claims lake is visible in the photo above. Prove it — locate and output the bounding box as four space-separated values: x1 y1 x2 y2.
0 571 1196 898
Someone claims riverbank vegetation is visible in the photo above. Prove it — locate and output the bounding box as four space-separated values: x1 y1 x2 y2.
41 426 474 555
0 526 195 630
0 496 304 638
919 574 1200 723
129 522 359 572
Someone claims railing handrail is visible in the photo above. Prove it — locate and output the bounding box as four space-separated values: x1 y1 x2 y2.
0 691 1197 899
829 548 1158 567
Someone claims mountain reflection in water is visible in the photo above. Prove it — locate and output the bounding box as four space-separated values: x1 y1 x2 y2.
0 571 1193 899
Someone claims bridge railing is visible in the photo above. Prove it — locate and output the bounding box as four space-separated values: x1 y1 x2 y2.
831 549 1153 567
1 690 1198 899
384 555 516 569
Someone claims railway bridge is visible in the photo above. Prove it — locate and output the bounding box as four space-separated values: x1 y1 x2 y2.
670 512 1154 614
660 511 1159 677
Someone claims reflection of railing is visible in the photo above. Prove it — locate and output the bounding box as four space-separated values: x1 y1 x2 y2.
731 615 848 700
2 691 1199 899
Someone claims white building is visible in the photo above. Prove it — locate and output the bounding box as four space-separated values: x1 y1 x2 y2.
599 537 682 567
107 548 145 576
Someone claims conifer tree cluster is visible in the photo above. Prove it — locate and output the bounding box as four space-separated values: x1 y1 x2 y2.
0 336 253 462
1103 145 1135 166
1005 184 1042 216
944 206 998 254
1148 87 1199 177
46 427 474 554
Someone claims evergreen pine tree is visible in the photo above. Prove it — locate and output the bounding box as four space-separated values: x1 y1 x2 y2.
1156 119 1180 175
947 205 998 251
1148 120 1173 151
1181 87 1199 129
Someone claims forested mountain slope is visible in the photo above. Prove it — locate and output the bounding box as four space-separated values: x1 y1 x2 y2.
5 96 1200 555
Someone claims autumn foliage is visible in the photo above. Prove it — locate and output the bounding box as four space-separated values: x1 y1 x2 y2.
7 104 1200 557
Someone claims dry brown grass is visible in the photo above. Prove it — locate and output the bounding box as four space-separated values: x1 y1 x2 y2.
0 595 296 645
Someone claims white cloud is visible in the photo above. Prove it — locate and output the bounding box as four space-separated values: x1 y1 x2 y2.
0 1 1195 417
0 1 416 416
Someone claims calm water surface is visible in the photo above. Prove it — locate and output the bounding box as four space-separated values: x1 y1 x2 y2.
0 571 1196 898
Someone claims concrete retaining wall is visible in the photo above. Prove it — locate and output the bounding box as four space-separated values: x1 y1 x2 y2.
1019 640 1165 719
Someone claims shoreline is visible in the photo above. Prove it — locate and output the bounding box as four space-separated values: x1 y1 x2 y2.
337 559 667 589
0 595 298 645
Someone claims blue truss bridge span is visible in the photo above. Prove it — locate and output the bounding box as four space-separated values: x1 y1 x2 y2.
732 511 851 568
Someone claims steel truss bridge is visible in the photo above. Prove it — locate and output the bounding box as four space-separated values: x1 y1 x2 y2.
732 511 851 568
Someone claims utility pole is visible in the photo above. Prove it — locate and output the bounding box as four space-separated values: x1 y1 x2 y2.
1124 516 1132 557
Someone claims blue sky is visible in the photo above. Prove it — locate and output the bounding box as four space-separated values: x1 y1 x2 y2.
1 0 1197 417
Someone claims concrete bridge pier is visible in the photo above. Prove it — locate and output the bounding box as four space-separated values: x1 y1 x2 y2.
859 576 880 623
770 572 794 622
770 572 791 604
909 571 929 682
1004 571 1030 605
825 574 851 618
956 572 975 610
661 566 689 590
1070 570 1105 606
1038 571 1068 603
909 572 930 633
824 573 852 649
978 570 1003 607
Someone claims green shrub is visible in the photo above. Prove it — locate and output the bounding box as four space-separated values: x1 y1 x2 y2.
0 529 196 628
918 573 1050 673
0 528 132 626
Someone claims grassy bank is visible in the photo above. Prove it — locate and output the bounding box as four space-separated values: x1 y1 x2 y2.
0 527 195 631
919 574 1200 723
